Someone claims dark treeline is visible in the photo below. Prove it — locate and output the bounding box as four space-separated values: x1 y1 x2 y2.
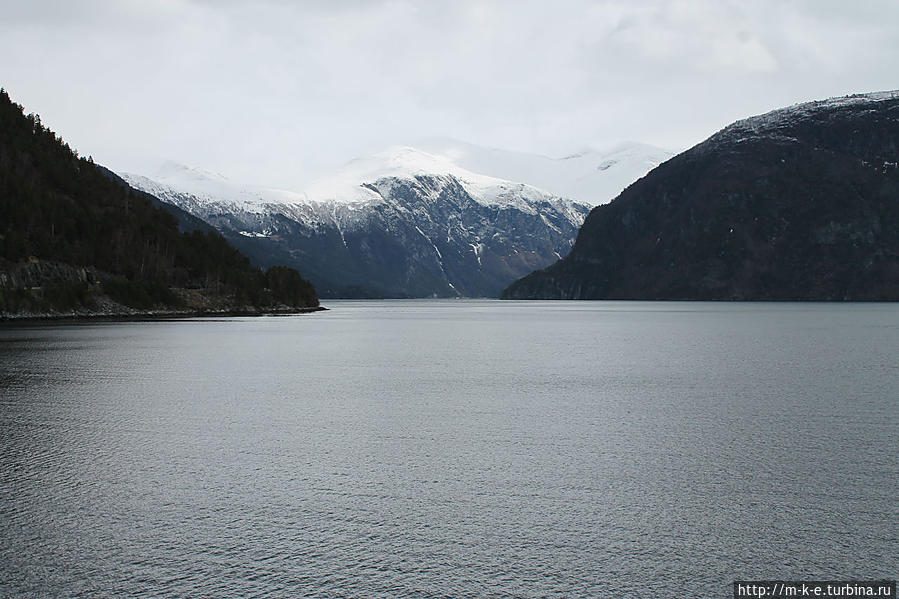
0 88 318 313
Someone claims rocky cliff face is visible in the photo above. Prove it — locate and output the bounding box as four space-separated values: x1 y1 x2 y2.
503 92 899 301
124 150 590 298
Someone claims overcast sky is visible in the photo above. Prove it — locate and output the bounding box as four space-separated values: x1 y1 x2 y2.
2 0 897 188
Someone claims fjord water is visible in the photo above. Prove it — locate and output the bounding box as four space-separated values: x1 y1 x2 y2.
1 301 896 598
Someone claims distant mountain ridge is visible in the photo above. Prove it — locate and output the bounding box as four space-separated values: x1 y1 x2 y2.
123 146 597 298
503 91 899 301
123 141 671 298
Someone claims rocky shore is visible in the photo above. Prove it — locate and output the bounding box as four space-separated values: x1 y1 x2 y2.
1 304 326 323
1 259 325 322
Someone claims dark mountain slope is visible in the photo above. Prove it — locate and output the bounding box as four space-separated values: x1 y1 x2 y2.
503 92 899 300
0 89 318 316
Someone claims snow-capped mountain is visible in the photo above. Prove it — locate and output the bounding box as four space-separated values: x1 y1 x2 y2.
122 147 591 298
416 138 675 206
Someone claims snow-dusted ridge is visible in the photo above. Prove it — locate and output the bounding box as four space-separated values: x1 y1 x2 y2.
721 90 899 140
125 146 581 216
124 138 677 214
121 144 604 297
128 161 308 211
296 146 565 212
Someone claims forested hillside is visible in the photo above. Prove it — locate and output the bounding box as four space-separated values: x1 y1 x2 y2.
0 89 318 316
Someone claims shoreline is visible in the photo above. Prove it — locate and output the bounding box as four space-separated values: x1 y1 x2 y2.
0 305 327 324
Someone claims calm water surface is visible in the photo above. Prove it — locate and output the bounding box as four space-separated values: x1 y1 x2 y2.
1 301 896 598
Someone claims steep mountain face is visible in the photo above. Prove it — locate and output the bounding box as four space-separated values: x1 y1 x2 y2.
123 148 590 298
503 91 899 301
417 138 675 206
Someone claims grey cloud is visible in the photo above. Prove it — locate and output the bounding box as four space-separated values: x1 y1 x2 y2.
1 0 897 188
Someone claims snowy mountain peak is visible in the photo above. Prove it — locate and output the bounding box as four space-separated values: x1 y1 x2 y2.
121 146 594 298
300 145 550 208
343 146 462 178
131 138 674 209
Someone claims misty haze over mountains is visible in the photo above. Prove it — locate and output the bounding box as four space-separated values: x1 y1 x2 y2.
412 139 675 207
122 141 672 298
125 139 674 208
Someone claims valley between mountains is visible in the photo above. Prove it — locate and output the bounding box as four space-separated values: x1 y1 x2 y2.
122 142 670 298
4 88 897 318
